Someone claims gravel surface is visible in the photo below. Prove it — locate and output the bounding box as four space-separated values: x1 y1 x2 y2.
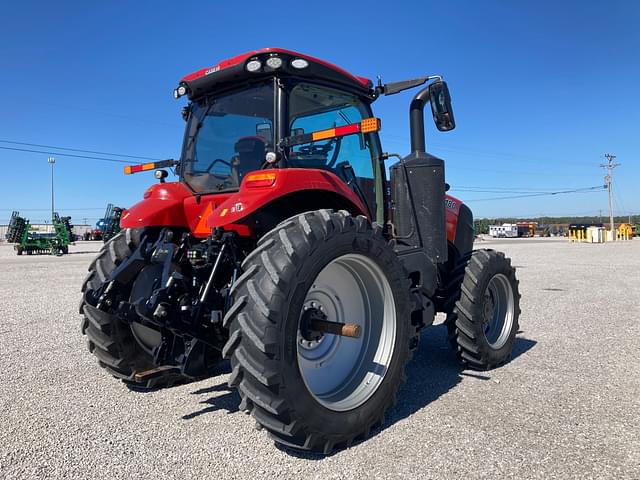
0 238 638 479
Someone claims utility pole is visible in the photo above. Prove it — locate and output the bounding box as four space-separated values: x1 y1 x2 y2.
600 153 620 240
47 156 56 222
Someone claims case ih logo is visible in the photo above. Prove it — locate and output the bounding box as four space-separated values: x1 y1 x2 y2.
205 66 220 75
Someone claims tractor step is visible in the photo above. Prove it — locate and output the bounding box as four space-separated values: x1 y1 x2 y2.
133 365 181 383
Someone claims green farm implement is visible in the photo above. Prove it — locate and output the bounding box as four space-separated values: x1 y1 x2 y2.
7 211 73 255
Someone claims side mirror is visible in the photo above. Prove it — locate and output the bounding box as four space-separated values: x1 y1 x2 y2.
256 123 273 142
429 81 455 131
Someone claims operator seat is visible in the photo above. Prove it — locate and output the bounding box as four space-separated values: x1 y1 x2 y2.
233 136 267 183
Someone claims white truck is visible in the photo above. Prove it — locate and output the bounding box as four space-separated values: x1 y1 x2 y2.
489 224 518 238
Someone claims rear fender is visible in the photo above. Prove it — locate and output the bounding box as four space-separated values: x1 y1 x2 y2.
121 182 192 229
445 194 461 243
444 194 474 257
206 168 369 230
120 182 244 237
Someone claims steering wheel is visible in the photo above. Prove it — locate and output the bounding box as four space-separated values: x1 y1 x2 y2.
298 143 333 156
326 136 343 168
204 158 232 179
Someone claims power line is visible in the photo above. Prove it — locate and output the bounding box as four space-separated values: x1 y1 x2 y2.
464 185 606 202
0 146 131 164
0 140 162 161
453 185 561 192
453 188 559 194
382 134 594 167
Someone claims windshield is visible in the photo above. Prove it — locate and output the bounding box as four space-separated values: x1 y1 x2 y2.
181 83 274 193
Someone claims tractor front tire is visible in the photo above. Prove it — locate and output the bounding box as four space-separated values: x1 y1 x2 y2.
447 249 521 369
80 229 189 389
223 210 416 453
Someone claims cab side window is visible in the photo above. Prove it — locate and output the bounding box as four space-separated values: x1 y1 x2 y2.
288 83 378 217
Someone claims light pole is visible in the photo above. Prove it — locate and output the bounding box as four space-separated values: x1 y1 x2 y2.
47 156 56 222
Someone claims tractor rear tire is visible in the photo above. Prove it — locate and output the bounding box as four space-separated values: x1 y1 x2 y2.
16 247 23 256
222 210 416 453
79 229 190 389
446 249 520 370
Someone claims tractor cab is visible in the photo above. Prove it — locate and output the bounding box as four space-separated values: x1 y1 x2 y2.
175 50 383 221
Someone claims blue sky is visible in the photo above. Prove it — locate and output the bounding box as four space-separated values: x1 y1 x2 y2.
1 1 638 223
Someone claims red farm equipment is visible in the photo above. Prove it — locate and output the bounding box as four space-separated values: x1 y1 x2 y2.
80 49 521 453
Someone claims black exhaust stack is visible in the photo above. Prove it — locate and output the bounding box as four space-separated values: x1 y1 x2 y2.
391 85 447 265
409 87 430 153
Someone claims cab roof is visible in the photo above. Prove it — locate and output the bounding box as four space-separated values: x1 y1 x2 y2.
177 48 374 100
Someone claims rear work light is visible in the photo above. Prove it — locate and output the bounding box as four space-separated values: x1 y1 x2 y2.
246 59 262 72
244 172 277 187
265 56 283 69
173 85 187 98
290 58 309 69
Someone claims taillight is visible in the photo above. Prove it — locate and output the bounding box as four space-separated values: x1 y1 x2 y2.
244 172 277 188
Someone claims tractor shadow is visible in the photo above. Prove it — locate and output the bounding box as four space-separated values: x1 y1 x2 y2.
181 361 238 420
280 327 536 459
183 325 536 457
386 326 536 426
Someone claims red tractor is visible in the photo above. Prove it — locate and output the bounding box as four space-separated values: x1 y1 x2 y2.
80 49 520 453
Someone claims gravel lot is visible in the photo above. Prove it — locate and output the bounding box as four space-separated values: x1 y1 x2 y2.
0 238 638 479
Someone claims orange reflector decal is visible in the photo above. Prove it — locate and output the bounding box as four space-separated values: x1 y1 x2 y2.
123 159 179 175
124 162 157 175
312 128 338 141
194 202 214 236
244 172 277 187
282 118 381 147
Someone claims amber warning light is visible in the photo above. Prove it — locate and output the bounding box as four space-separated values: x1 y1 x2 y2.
123 159 180 175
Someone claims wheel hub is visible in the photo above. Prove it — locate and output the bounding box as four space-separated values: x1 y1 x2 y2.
297 297 340 361
483 291 496 324
299 303 327 344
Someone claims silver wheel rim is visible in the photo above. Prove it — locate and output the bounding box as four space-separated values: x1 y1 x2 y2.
482 273 515 349
297 254 396 412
